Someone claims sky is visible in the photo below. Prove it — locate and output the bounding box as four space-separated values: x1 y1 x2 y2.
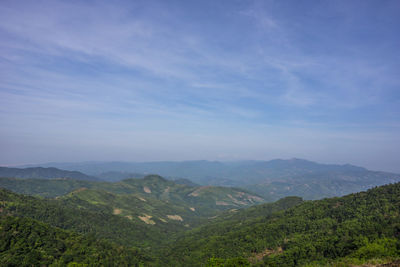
0 0 399 172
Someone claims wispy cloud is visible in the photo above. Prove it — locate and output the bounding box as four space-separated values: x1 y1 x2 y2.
0 0 399 171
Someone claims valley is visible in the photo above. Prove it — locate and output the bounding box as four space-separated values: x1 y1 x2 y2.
0 163 400 266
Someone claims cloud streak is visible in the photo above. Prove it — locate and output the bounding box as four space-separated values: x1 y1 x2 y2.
0 0 399 171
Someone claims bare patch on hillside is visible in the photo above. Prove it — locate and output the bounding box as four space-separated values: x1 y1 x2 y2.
227 194 247 205
125 215 132 220
138 214 156 225
167 215 183 221
249 247 283 263
143 186 151 193
190 207 195 211
189 186 211 197
71 187 88 194
216 201 231 206
113 208 122 215
137 196 147 202
247 195 264 202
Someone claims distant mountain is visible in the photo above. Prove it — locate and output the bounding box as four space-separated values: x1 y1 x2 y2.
0 166 99 181
22 159 400 200
173 178 199 187
96 171 145 182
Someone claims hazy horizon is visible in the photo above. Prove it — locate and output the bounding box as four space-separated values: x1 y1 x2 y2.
3 158 399 174
1 1 399 173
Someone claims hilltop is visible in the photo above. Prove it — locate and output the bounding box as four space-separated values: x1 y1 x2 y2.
0 175 265 241
23 159 400 200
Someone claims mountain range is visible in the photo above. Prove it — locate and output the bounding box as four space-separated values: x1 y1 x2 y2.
1 178 399 266
17 158 400 200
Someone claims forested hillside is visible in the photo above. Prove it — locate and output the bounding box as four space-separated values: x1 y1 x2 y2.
1 178 400 266
165 182 400 266
0 167 99 181
0 215 152 266
0 175 265 250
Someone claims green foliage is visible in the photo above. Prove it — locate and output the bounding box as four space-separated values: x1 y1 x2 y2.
0 188 170 250
0 175 265 251
165 183 400 266
0 215 152 266
0 177 96 198
0 166 98 181
1 175 400 267
351 237 399 259
206 257 251 267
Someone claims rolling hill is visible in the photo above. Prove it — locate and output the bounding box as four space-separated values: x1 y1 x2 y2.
164 182 400 266
1 182 400 266
23 159 400 200
0 175 266 246
0 166 99 181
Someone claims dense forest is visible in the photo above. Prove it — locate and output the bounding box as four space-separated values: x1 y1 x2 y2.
166 183 400 266
1 176 400 266
0 216 151 266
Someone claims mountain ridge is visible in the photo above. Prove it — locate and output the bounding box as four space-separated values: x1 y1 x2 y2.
17 159 400 200
0 166 99 181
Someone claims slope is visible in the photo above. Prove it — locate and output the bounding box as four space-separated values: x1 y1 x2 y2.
0 175 266 248
0 215 152 266
25 159 400 200
165 182 400 266
0 166 99 181
0 188 171 250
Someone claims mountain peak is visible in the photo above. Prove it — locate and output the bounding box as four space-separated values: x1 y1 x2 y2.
143 174 168 182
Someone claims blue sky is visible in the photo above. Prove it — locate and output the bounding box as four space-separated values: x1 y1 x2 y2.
1 0 399 172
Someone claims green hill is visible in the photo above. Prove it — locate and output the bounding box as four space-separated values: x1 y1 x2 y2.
0 188 168 250
0 215 152 266
0 175 266 249
2 174 400 266
0 166 99 181
26 159 400 200
0 175 266 215
164 182 400 266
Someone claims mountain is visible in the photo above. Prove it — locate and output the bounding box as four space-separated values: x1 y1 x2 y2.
96 171 145 182
2 182 399 266
23 159 400 200
0 186 293 266
0 187 168 250
0 174 265 209
0 174 266 264
0 166 99 181
0 175 266 237
164 182 400 266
